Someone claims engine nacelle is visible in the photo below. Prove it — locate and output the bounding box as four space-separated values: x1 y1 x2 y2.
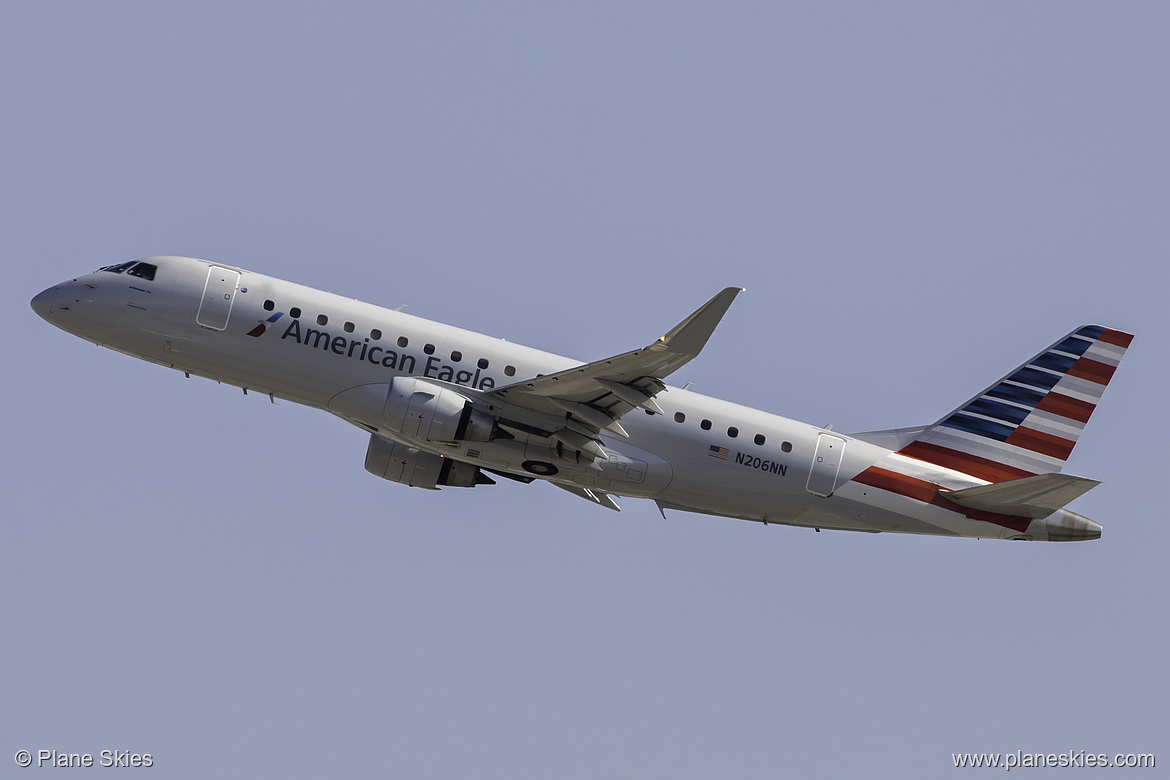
364 435 493 489
328 377 495 443
384 377 494 443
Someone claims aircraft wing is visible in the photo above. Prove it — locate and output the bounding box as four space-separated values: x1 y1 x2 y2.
484 287 742 446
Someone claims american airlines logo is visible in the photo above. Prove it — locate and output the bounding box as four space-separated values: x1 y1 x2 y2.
247 312 284 337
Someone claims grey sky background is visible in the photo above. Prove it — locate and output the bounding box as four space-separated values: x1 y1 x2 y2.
3 2 1167 777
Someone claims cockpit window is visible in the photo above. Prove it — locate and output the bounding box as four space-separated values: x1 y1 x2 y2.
126 262 157 281
98 261 136 274
97 261 157 280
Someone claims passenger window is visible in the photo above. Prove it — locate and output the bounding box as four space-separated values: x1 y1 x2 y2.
700 419 712 431
781 442 792 453
674 412 686 423
754 434 766 445
451 350 462 362
728 427 739 438
424 344 435 355
263 300 275 311
370 329 382 340
290 307 302 318
478 358 489 369
397 336 408 348
317 314 328 326
126 262 157 281
343 322 355 333
504 365 516 377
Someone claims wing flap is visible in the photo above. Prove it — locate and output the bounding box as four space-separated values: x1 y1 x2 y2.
941 473 1101 518
553 483 621 512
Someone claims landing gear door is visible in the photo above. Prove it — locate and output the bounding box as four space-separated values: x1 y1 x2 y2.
807 433 846 498
197 267 241 331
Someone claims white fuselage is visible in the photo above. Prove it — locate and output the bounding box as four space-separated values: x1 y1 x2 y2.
31 256 1097 541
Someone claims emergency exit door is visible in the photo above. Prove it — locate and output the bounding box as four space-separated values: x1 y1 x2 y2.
196 267 241 331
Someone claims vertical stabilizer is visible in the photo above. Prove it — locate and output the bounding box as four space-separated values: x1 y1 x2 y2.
898 325 1133 482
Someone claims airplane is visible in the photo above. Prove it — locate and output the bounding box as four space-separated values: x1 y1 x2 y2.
31 256 1132 542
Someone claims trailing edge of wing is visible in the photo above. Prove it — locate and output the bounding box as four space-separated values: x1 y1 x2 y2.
941 473 1101 519
484 287 743 437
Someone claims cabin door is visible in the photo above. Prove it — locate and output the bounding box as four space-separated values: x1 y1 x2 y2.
196 267 241 331
806 433 846 498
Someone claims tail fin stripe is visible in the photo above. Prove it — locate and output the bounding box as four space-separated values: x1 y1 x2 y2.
1024 410 1086 439
1035 391 1096 423
988 383 1046 407
965 398 1032 424
1097 328 1133 348
1085 341 1127 366
1067 357 1117 385
1077 324 1107 339
940 415 1014 440
1033 351 1080 373
1009 367 1062 391
1053 335 1094 356
1005 427 1075 460
1055 374 1111 403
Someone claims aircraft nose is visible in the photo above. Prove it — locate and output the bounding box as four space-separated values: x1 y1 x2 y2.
31 283 77 321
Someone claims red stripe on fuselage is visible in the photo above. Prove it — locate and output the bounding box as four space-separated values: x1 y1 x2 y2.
852 466 1032 534
896 441 1035 483
852 467 937 504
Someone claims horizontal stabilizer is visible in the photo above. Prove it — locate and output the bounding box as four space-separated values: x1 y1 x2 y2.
941 473 1100 519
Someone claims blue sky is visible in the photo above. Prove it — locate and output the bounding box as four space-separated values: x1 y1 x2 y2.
3 3 1167 777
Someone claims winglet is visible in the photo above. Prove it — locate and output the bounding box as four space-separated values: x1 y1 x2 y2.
658 287 744 357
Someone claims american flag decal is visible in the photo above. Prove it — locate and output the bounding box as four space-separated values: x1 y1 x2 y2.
708 445 729 460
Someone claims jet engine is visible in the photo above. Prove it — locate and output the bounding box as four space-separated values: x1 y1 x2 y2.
384 376 494 442
328 376 496 443
365 435 495 489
